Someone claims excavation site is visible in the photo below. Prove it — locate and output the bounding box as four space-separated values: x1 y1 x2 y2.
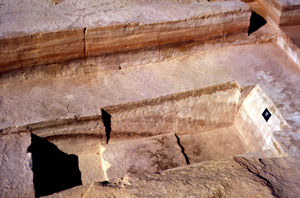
0 0 300 197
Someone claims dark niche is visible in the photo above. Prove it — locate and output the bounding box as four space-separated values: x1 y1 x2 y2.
27 133 82 197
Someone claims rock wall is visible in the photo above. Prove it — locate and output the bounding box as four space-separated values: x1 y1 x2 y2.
235 85 288 156
259 0 300 26
104 81 240 140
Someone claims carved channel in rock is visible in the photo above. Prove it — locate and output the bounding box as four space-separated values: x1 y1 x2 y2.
27 133 82 197
22 82 287 186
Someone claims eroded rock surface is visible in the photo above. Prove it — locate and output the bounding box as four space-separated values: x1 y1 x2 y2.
0 132 34 198
44 156 300 198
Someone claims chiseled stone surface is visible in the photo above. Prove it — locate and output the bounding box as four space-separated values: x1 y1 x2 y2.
0 0 251 73
179 126 249 163
235 84 287 156
44 156 300 198
278 25 300 67
0 0 249 38
0 132 34 198
78 148 105 185
259 0 300 26
0 0 250 72
0 1 299 197
100 133 187 181
0 30 85 73
104 81 240 140
1 43 300 156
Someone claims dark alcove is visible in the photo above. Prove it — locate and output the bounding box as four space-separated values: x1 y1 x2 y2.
27 133 82 197
248 11 267 35
101 108 112 144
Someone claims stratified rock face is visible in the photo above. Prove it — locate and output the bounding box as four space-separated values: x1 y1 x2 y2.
0 132 34 198
0 30 85 73
0 0 250 73
104 81 241 140
259 0 300 26
277 25 300 67
44 156 300 198
85 5 250 57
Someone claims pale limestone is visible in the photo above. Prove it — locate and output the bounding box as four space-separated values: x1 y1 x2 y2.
0 0 251 72
179 126 249 163
104 81 240 140
44 156 300 198
259 0 300 26
100 133 186 180
235 84 287 156
0 132 34 198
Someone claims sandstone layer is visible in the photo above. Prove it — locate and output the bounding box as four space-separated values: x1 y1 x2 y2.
277 25 300 67
258 0 300 26
0 0 250 73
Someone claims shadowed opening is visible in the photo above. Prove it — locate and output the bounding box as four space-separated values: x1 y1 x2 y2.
248 11 267 35
27 133 82 197
101 108 112 144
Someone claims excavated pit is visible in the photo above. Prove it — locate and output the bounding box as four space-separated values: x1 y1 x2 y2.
16 81 286 186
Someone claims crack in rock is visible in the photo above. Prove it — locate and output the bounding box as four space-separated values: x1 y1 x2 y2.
175 134 190 165
233 157 280 198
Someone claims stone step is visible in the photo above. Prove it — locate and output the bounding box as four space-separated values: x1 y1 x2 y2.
0 0 251 73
